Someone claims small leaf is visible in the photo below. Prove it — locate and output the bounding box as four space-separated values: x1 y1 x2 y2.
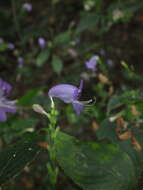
51 56 63 74
54 31 71 45
118 131 132 140
36 49 50 67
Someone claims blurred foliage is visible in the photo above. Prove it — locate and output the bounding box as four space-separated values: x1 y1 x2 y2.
1 0 143 189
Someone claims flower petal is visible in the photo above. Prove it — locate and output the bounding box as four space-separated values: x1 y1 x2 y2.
85 55 99 72
0 109 7 122
78 80 83 95
38 37 46 49
72 102 84 115
0 78 12 95
48 84 78 103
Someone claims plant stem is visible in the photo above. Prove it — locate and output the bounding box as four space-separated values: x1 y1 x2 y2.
11 0 22 40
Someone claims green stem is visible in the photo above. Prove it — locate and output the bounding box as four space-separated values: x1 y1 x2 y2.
11 0 22 40
46 105 59 188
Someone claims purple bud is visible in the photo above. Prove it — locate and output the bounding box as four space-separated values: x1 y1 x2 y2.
17 56 24 68
48 80 84 114
85 55 99 72
22 3 32 12
0 38 4 44
106 59 114 67
100 49 106 56
7 43 15 50
38 37 46 49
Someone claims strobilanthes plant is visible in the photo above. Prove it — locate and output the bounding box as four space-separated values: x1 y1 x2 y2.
48 80 95 114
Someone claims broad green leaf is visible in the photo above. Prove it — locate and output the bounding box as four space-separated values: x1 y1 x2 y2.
0 133 43 185
18 87 45 106
36 49 50 66
51 56 63 74
54 132 136 190
107 90 143 114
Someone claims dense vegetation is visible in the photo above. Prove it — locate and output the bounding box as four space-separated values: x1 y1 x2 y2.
0 0 143 189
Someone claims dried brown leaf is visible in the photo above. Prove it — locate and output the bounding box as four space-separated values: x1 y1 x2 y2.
116 117 128 132
37 141 49 149
131 137 142 152
98 73 109 84
108 86 114 96
118 131 132 140
131 105 140 116
91 120 100 131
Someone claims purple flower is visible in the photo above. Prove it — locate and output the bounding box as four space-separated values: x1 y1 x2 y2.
22 3 32 12
106 59 114 67
0 38 4 44
0 79 16 122
85 55 99 72
7 43 15 50
17 56 24 68
0 79 12 95
48 80 84 114
38 37 46 49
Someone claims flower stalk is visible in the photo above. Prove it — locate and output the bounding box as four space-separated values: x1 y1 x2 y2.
32 102 59 187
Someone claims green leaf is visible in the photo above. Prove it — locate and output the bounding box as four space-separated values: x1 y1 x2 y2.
11 118 39 131
18 87 45 107
97 119 143 177
36 49 50 67
51 56 63 74
75 13 99 34
107 90 143 114
54 31 71 45
0 133 43 185
96 119 118 143
0 43 7 52
54 132 136 190
118 139 143 177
